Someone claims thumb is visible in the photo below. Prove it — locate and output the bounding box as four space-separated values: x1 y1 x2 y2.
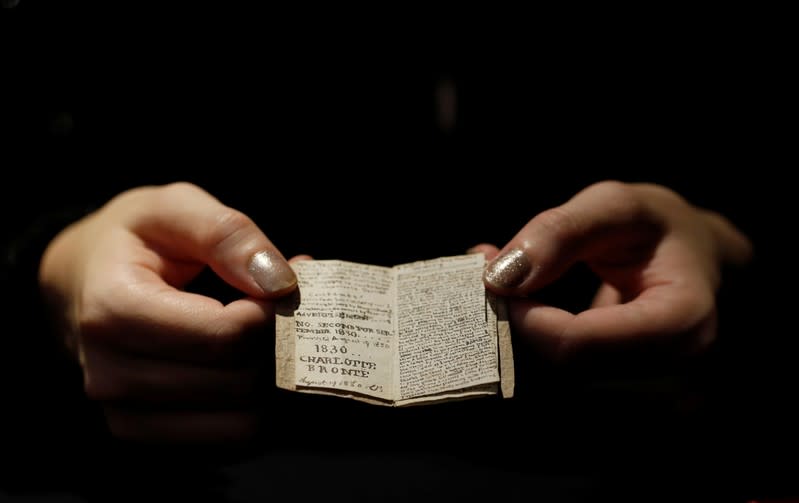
483 181 660 296
123 183 297 299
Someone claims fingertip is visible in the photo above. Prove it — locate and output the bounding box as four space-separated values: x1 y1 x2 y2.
483 247 533 294
247 250 298 298
288 254 314 263
467 243 501 260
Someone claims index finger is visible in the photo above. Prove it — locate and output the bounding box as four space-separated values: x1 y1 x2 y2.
510 281 716 365
81 272 274 365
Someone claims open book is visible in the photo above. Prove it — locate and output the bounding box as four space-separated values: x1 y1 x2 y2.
275 254 514 406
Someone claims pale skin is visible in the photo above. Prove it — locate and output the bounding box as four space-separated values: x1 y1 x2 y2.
476 181 752 363
39 181 752 443
39 183 301 443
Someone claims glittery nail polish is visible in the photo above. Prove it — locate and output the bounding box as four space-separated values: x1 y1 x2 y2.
484 248 532 289
248 250 297 295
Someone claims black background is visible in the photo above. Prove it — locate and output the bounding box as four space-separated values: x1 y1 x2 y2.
1 3 795 502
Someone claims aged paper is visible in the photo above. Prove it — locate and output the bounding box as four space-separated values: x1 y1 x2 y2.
276 254 513 406
282 260 395 401
395 255 498 399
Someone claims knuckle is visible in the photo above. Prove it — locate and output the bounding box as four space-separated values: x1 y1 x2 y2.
117 182 205 211
76 292 115 345
206 208 255 250
603 183 656 228
534 207 582 241
162 181 204 197
591 179 630 198
593 180 644 214
151 182 210 214
75 282 134 346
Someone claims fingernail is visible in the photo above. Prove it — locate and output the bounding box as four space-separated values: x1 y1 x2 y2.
248 250 297 294
484 247 532 289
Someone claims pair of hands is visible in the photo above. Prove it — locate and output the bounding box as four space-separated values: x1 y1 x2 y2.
39 181 751 443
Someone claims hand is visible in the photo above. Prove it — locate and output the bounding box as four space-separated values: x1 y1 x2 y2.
476 181 752 366
39 182 298 443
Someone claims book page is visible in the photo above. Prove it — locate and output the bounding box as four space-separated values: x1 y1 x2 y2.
288 260 395 401
275 254 512 406
394 254 499 400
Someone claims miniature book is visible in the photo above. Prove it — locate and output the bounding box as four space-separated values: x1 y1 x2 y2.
275 254 514 406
